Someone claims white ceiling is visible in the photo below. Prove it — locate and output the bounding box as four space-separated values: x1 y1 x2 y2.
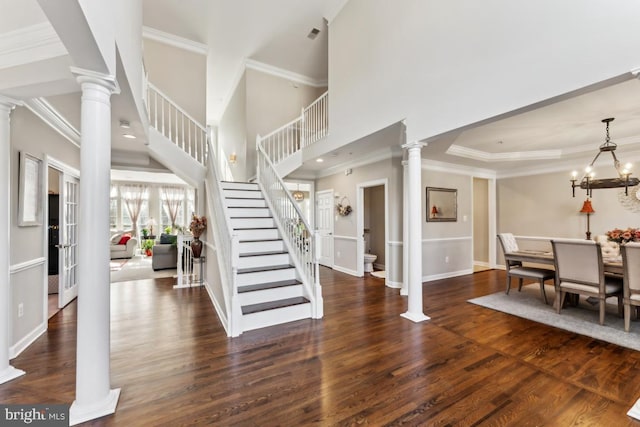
3 1 640 181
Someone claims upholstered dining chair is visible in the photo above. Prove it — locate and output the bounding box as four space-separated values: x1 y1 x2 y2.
551 239 623 325
497 233 555 304
621 242 640 332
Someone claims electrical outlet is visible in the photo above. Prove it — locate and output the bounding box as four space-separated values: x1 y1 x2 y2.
445 256 450 263
18 303 24 318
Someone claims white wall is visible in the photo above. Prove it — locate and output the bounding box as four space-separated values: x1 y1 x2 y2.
218 73 247 181
328 0 640 148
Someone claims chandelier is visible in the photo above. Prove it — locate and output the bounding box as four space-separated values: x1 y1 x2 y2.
571 117 639 197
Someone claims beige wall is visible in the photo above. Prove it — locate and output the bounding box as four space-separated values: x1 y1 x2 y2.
218 73 247 181
10 107 80 349
143 39 206 124
497 168 640 260
473 178 489 263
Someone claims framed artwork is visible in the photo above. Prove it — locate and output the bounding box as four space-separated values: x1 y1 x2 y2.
426 187 457 222
18 151 42 226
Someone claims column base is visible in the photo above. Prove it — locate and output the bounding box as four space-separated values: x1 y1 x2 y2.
0 365 25 384
401 311 431 323
628 397 640 420
70 388 120 426
400 287 408 296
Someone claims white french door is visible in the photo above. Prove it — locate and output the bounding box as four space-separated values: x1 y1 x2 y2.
58 174 79 308
316 190 334 267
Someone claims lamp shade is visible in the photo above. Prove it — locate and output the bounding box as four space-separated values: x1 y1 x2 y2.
579 199 595 214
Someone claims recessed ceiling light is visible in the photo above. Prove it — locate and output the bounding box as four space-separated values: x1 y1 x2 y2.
119 120 130 129
316 158 324 163
123 134 136 139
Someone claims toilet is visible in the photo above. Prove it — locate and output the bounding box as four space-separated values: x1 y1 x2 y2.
364 253 377 273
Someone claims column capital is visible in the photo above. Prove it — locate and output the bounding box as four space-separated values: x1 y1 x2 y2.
402 141 427 151
70 67 120 95
0 95 22 112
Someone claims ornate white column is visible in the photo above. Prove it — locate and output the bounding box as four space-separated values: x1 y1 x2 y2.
401 141 430 323
70 69 120 426
0 96 25 384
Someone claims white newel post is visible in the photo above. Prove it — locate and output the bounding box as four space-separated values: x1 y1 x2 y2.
401 141 430 323
70 69 120 426
0 96 25 384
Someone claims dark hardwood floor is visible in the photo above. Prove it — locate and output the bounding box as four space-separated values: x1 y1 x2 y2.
2 268 640 426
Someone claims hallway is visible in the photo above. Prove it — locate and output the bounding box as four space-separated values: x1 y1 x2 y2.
1 270 639 425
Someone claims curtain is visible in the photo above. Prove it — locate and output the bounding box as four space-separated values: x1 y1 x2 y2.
121 184 148 237
162 186 184 231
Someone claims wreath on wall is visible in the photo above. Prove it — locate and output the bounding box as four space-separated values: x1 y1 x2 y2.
336 197 352 216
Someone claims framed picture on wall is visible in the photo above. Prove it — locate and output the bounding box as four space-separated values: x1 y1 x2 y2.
426 187 457 222
18 151 43 226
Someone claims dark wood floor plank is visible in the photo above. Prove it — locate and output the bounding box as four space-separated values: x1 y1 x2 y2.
1 269 640 425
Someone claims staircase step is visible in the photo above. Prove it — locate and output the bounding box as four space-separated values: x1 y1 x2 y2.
221 181 259 191
237 264 294 274
228 207 271 218
237 281 304 306
225 198 267 208
241 300 312 332
224 189 263 199
238 239 285 254
238 279 302 293
242 296 310 315
235 228 280 241
231 217 275 229
236 265 296 286
238 252 290 269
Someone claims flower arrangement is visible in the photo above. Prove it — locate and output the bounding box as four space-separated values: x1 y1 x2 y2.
606 227 640 244
189 214 207 239
337 203 352 216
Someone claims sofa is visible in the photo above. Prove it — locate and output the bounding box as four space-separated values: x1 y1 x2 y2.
152 234 178 270
110 231 138 259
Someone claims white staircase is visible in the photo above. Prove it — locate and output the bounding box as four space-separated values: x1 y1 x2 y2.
222 181 312 331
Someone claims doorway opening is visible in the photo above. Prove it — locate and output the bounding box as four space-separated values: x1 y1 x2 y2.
357 179 388 282
473 177 491 272
47 166 61 319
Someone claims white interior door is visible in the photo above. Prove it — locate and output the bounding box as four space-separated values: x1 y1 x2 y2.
316 190 334 267
58 174 79 308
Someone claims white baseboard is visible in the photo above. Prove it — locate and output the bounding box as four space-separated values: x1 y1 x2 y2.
386 280 402 289
474 261 491 268
423 269 474 283
204 280 230 337
332 264 359 277
373 262 385 271
10 321 46 359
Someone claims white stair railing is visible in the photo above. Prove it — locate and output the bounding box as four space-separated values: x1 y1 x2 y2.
147 82 208 166
261 91 328 165
204 137 241 335
256 142 323 318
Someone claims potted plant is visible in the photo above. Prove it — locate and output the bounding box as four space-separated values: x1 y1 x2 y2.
142 239 154 256
141 228 149 239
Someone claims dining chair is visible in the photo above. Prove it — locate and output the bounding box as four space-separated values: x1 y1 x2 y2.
621 242 640 332
551 239 623 325
497 233 555 304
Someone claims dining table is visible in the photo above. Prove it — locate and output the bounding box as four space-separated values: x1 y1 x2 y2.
505 249 623 276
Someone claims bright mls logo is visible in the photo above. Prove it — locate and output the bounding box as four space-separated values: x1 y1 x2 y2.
1 405 69 426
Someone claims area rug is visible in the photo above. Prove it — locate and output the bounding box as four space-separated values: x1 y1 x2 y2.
370 270 385 279
468 284 640 351
110 259 128 272
110 255 176 283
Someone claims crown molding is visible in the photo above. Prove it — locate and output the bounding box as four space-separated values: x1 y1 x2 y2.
142 26 208 56
421 158 496 179
245 59 327 88
0 22 67 70
446 144 561 162
23 98 80 147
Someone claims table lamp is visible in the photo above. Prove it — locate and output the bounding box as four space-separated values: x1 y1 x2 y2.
148 218 156 236
579 199 595 240
431 205 438 219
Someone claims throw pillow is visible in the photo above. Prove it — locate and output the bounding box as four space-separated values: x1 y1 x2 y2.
110 233 123 244
118 234 131 245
